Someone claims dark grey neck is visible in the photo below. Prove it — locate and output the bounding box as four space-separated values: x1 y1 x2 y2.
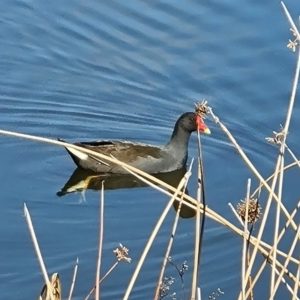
165 123 192 150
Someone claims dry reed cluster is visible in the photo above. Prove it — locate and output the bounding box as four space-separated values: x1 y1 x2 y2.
0 2 300 299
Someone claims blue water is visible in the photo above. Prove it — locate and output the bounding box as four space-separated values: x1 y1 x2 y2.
1 0 300 299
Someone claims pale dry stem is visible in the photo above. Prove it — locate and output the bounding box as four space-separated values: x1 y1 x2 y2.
191 129 205 299
67 257 79 300
23 204 54 300
272 224 300 298
293 251 300 299
241 179 251 300
94 181 104 300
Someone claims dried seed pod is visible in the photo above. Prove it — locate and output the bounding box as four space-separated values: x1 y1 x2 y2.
113 243 131 263
236 198 261 224
195 100 209 118
265 127 285 145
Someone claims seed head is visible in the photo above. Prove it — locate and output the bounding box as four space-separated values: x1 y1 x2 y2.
236 198 261 224
113 243 131 263
195 100 209 118
287 28 299 52
265 126 285 145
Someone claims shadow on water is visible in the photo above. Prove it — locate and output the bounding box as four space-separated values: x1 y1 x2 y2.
57 167 197 218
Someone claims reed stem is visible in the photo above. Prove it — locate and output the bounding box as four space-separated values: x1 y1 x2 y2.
67 257 79 300
95 181 105 300
23 204 54 300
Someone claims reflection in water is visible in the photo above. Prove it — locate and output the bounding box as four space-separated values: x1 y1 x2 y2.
57 167 196 218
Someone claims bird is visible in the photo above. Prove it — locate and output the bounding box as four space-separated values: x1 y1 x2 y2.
60 112 210 174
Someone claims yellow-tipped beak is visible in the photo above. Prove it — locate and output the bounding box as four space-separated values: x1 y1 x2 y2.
202 127 211 135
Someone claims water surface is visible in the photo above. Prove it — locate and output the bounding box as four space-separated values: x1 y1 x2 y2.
0 0 300 299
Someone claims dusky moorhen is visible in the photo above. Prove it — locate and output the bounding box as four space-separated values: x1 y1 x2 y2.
60 112 210 174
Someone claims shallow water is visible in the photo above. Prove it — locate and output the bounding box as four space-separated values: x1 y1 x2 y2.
1 0 300 299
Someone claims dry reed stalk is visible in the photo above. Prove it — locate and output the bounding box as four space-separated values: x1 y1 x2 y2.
269 266 298 299
293 252 300 299
241 179 251 300
211 213 300 265
120 164 197 213
228 203 246 227
197 287 201 300
247 256 254 300
251 160 300 198
95 181 105 300
153 161 193 300
270 156 284 296
261 155 283 295
85 261 119 300
271 223 300 298
242 252 300 300
99 262 119 283
272 268 299 299
23 204 54 300
284 144 300 168
67 257 79 300
191 130 205 299
123 166 193 300
281 2 300 41
191 159 201 299
230 200 263 300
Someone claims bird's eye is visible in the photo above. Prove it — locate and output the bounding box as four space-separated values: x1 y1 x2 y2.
190 117 194 121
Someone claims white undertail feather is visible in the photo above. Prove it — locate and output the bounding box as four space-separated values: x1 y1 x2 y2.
66 146 89 160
